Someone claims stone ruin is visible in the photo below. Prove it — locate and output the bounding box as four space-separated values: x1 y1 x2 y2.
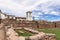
0 23 56 40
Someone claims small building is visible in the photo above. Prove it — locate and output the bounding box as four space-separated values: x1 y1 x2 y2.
7 15 15 19
15 17 26 21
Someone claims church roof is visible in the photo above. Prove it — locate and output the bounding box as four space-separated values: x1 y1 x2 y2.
26 11 32 13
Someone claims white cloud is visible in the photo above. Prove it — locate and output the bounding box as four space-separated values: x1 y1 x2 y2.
34 0 60 16
0 0 49 17
33 15 39 18
38 12 43 15
50 11 59 15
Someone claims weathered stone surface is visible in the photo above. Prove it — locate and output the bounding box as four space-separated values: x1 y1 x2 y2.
0 23 6 40
6 27 19 40
19 36 25 40
45 34 56 40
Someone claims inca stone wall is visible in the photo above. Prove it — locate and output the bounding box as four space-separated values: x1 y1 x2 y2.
1 19 37 29
38 21 55 28
1 19 60 29
14 21 37 29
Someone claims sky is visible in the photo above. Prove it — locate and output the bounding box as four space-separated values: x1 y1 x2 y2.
0 0 60 22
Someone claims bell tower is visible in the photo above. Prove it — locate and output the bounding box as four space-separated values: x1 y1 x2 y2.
26 11 33 21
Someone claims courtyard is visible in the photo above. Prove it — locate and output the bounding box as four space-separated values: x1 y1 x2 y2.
15 29 33 37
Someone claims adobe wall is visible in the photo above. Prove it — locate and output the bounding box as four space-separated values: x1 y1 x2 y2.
38 22 55 28
13 21 37 29
1 19 37 29
55 22 60 28
1 19 60 29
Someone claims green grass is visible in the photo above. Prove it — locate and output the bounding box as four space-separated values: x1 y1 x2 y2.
37 28 60 40
15 30 32 37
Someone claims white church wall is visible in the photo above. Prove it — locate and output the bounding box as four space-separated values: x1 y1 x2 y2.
0 13 7 19
26 11 33 21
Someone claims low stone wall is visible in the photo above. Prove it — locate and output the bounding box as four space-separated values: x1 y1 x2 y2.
44 34 56 40
23 33 56 40
25 32 46 40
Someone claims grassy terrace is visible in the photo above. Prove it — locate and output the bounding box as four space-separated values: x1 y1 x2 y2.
37 28 60 40
15 29 32 37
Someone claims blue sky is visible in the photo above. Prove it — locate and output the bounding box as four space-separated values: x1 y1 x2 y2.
0 0 60 21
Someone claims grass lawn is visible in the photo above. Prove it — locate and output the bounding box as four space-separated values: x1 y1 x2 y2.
37 28 60 40
15 29 32 37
